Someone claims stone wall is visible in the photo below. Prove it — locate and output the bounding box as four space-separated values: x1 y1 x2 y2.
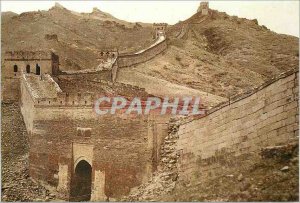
2 60 52 102
2 51 59 102
176 71 299 181
4 51 59 76
117 39 167 68
26 104 170 199
19 71 170 200
59 70 112 82
20 75 36 133
29 114 152 199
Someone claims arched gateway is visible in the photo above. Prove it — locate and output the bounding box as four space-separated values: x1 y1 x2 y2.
71 160 92 201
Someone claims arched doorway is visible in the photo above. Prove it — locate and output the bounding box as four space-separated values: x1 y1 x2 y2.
71 160 92 201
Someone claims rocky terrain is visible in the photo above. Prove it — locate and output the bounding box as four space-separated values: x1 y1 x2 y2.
1 103 58 201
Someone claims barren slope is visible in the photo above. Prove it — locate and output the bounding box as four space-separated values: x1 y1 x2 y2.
1 3 153 71
131 10 299 97
2 6 299 101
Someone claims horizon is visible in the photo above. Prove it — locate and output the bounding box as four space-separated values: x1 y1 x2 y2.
1 1 299 37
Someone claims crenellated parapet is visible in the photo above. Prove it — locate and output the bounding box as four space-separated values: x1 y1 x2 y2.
153 23 168 30
97 50 118 60
4 50 53 61
35 92 94 107
21 72 150 108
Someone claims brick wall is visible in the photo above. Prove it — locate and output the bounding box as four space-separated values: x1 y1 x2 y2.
176 71 299 181
17 70 172 200
29 114 161 199
2 51 58 102
4 59 53 77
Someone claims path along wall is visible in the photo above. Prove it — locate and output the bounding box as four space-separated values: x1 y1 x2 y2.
176 71 299 181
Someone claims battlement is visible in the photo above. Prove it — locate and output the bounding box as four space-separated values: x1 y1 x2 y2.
153 23 167 38
97 50 118 60
30 87 94 107
21 72 150 108
35 91 94 106
153 23 168 28
4 50 53 60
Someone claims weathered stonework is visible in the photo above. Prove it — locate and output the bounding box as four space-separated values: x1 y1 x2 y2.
197 2 209 16
17 69 170 200
0 39 171 200
176 71 299 182
2 50 59 102
153 23 167 38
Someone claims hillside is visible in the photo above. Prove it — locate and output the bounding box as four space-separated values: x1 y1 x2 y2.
1 4 299 202
1 3 153 71
129 10 299 97
2 5 299 99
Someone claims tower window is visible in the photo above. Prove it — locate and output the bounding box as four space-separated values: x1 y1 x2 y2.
14 65 18 72
36 64 40 75
26 65 30 73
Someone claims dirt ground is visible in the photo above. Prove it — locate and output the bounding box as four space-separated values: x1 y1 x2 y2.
1 103 58 202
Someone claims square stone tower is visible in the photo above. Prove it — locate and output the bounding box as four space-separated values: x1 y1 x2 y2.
197 1 209 15
153 23 168 39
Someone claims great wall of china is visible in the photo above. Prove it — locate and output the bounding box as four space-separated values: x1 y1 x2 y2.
123 69 299 201
1 2 299 201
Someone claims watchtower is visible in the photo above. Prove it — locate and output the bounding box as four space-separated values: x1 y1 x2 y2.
197 2 209 15
153 23 167 39
2 50 59 102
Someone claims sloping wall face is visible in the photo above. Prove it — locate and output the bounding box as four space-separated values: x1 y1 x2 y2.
176 71 299 181
20 76 36 133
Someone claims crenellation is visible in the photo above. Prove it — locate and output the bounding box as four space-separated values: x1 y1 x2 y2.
34 91 94 107
4 50 53 60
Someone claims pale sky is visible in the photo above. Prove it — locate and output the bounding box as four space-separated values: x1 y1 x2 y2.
1 1 299 37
